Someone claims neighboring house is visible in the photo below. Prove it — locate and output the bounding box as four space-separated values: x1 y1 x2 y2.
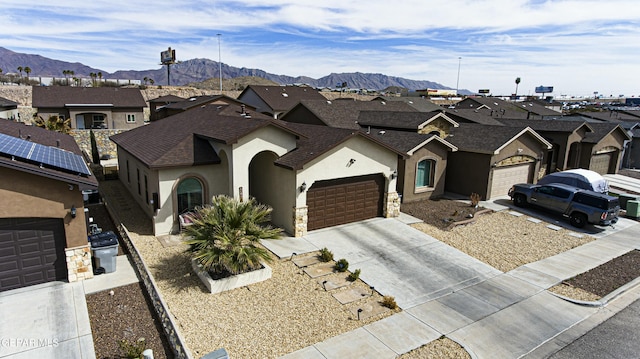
0 120 98 292
32 86 147 130
579 122 631 174
148 94 185 121
0 96 19 120
498 119 594 175
626 126 640 168
280 98 417 130
444 123 552 200
237 85 328 119
150 94 255 121
370 96 445 112
110 103 402 237
454 97 562 120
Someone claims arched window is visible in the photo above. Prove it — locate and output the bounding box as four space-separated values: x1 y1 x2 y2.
416 159 436 188
177 178 203 214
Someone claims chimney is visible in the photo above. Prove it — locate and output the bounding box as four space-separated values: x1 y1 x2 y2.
56 139 61 148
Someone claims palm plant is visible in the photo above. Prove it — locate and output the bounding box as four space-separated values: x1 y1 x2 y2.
184 195 281 275
24 66 31 79
34 115 72 134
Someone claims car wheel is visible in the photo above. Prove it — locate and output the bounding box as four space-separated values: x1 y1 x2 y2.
513 194 527 207
570 213 587 228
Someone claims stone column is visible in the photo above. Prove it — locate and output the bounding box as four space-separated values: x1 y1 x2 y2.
384 191 401 218
293 206 308 237
65 244 94 282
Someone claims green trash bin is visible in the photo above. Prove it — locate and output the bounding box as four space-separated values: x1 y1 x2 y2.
627 200 640 219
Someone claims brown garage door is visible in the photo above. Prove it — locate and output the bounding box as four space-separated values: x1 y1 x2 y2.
0 218 67 292
590 152 613 175
307 174 384 231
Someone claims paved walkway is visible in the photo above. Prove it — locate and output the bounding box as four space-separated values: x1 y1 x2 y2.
264 215 640 359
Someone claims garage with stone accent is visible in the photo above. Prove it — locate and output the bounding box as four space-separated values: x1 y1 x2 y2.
306 174 384 231
589 152 614 175
0 218 67 292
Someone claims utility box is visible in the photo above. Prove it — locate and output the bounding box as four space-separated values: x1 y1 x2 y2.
89 231 119 273
627 200 640 219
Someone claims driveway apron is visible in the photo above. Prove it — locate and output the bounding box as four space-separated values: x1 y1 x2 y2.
277 217 612 358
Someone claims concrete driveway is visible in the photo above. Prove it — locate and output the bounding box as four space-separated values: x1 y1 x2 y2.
266 217 640 358
0 281 95 359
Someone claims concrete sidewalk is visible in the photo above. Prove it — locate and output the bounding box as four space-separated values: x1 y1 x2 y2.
269 217 640 359
0 255 140 359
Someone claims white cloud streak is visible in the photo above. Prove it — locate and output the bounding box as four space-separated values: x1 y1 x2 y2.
2 0 639 96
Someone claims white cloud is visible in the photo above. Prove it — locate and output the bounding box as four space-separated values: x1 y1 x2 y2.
2 0 639 96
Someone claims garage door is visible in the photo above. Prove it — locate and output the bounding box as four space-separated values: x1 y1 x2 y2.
0 218 67 292
490 164 532 199
590 152 613 175
307 174 384 231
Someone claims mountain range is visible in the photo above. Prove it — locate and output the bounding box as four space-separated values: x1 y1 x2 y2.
0 47 464 92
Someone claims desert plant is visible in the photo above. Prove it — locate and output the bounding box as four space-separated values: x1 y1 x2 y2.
381 295 398 309
347 268 361 281
470 192 481 207
319 247 334 262
184 195 281 275
33 115 71 134
118 337 146 359
334 258 349 272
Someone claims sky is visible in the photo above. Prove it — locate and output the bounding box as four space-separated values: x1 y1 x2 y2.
2 0 640 97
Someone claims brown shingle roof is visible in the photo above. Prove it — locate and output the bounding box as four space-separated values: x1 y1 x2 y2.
447 123 546 154
497 119 594 133
582 123 630 144
364 128 457 154
32 86 147 108
444 108 513 125
284 99 417 129
371 96 444 112
0 120 97 188
358 110 457 131
239 85 326 113
110 104 299 168
273 121 405 170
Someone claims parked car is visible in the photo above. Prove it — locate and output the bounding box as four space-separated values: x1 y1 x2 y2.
537 169 609 193
508 183 620 227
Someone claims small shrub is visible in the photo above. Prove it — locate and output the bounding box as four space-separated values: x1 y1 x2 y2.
319 247 334 262
348 268 361 281
381 295 398 309
118 337 146 359
334 258 349 272
470 192 481 207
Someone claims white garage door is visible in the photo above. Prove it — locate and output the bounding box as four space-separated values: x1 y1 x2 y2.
490 164 532 199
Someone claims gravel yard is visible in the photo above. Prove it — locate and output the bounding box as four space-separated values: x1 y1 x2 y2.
93 180 638 359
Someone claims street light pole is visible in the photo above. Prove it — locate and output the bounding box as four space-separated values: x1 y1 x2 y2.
456 57 461 96
217 34 222 93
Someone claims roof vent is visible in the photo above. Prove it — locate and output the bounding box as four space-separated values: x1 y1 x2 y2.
378 130 386 135
327 101 332 104
282 93 289 97
494 102 498 106
189 97 196 101
381 101 386 105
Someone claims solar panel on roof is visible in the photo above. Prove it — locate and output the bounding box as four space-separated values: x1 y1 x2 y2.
0 133 91 176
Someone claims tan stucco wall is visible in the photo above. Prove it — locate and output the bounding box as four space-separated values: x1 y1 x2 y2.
0 167 88 248
296 136 397 208
400 143 450 203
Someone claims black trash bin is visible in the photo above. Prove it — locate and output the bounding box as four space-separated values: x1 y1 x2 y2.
89 231 119 273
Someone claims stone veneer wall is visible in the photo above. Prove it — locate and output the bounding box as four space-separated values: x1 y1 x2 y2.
293 206 308 237
71 129 125 159
384 191 401 218
66 245 94 282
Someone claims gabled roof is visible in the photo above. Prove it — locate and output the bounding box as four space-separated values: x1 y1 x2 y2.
444 108 510 125
447 123 551 154
357 111 458 131
573 111 639 123
110 104 302 169
282 99 417 129
0 96 18 108
364 128 457 155
455 97 562 116
238 85 326 113
161 95 249 111
370 96 443 112
582 122 632 144
273 121 405 170
32 86 147 108
497 119 594 133
149 95 185 103
0 120 97 188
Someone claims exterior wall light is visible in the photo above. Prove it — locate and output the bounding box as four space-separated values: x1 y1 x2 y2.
390 170 398 180
299 182 307 192
70 205 77 218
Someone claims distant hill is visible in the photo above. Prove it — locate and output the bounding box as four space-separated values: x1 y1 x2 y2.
0 47 467 92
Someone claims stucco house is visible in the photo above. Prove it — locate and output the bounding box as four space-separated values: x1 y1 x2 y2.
32 86 147 130
579 122 631 174
149 94 254 122
0 120 98 291
237 85 328 119
110 103 403 237
444 123 552 199
0 96 19 120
